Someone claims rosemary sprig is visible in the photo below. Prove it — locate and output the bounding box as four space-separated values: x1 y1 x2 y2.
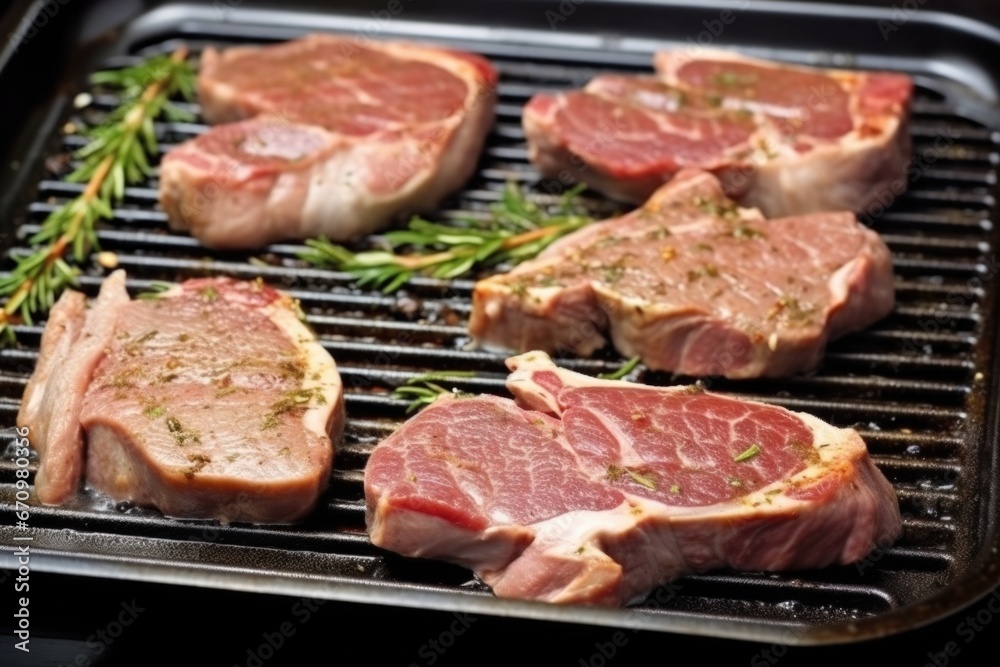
734 443 762 462
0 46 195 344
597 356 642 381
392 371 476 413
136 281 175 300
299 183 593 292
607 464 658 490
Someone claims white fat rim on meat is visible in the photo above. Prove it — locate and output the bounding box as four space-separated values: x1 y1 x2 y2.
267 301 343 440
654 48 909 218
656 47 866 85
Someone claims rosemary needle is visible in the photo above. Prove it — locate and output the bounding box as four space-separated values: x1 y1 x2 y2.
598 356 642 381
392 371 476 413
299 182 594 292
0 46 195 345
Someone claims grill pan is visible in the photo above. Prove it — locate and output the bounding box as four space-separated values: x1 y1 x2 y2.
2 0 1000 645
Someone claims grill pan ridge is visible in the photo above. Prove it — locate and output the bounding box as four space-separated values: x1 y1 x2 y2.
1 1 1000 645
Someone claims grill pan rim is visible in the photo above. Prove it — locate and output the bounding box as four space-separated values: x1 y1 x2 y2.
1 0 1000 645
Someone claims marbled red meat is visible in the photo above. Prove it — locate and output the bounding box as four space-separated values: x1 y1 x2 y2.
524 49 912 217
365 352 901 605
160 35 497 247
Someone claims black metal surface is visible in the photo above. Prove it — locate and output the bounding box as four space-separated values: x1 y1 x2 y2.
1 0 1000 645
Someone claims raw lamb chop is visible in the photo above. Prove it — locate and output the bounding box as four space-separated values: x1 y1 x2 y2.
469 170 894 379
18 271 343 522
523 48 912 217
159 34 498 247
365 352 900 606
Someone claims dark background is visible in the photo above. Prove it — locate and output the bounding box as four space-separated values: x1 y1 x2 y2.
1 570 998 666
3 1 1000 665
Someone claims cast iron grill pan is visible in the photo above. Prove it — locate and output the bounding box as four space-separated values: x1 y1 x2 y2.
1 5 998 645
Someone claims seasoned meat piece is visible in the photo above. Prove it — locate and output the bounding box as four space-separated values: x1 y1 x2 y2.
469 170 894 378
18 272 130 505
365 352 900 605
19 272 343 522
160 35 497 247
524 49 911 217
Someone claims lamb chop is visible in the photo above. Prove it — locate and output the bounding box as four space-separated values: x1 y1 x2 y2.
524 49 912 217
469 170 894 379
160 35 497 247
19 271 343 522
365 351 900 605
